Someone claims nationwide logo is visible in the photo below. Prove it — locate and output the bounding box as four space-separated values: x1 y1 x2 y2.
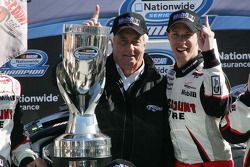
117 0 214 39
19 93 59 103
19 93 60 111
146 49 175 75
0 49 49 77
120 0 213 22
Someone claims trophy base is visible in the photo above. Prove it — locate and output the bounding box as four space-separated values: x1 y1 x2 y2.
54 114 111 158
52 157 112 167
54 133 111 158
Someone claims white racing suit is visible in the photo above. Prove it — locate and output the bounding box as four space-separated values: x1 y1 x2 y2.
220 90 250 167
166 49 233 166
0 73 37 166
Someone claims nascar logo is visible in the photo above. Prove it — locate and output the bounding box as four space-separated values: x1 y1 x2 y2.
0 50 49 77
146 49 175 75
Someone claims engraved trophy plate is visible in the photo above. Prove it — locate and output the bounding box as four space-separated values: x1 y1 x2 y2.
53 24 111 167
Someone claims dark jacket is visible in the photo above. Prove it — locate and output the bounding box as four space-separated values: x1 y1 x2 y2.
95 54 175 167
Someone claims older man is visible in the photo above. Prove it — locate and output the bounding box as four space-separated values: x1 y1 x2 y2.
85 5 175 167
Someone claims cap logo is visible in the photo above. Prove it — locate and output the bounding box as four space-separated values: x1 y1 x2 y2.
173 12 195 22
118 16 140 26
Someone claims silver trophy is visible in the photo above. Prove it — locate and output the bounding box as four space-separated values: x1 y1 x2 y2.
53 24 111 167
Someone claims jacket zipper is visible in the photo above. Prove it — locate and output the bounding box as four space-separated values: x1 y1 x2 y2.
116 79 127 158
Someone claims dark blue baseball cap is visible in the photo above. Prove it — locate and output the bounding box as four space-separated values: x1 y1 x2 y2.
167 9 202 32
111 12 148 35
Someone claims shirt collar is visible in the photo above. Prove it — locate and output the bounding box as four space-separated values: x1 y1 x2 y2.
116 62 145 91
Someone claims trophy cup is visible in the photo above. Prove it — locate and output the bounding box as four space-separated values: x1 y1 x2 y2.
53 24 111 167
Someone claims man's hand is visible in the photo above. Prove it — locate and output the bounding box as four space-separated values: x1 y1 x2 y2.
83 4 101 26
26 158 47 167
199 15 215 51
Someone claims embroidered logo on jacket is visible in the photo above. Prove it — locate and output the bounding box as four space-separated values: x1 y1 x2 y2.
0 109 13 119
184 82 196 90
168 99 196 120
192 71 203 78
0 95 15 101
146 105 163 112
181 89 197 97
211 75 221 95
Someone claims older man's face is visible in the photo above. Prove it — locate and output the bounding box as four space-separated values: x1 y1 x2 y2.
112 28 146 77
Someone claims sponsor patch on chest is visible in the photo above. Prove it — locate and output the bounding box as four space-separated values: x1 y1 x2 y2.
146 105 163 112
181 89 197 97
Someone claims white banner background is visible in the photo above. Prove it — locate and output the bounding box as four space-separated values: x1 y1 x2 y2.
0 0 27 67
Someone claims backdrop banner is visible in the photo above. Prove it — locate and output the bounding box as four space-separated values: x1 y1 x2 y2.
0 0 250 123
215 30 250 96
0 36 64 124
0 0 27 67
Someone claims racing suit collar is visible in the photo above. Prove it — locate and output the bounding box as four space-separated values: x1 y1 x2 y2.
174 54 203 77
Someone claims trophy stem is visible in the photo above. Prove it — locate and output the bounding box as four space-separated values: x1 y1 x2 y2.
77 95 86 114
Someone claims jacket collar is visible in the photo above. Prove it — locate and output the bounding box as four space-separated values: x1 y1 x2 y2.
174 54 203 77
105 53 160 85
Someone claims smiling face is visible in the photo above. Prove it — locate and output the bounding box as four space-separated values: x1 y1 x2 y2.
112 28 146 77
167 23 200 68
